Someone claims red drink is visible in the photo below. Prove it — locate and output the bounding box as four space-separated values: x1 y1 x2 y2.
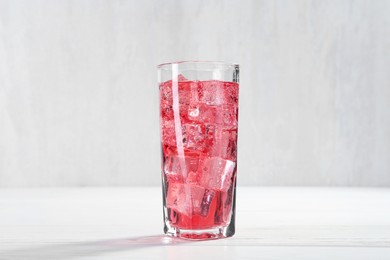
159 73 239 239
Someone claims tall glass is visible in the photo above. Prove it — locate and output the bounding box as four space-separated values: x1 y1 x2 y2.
158 61 239 240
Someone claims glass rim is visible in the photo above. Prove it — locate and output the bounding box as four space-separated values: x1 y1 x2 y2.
157 61 239 70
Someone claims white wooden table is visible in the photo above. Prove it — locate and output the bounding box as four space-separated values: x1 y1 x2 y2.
0 187 389 259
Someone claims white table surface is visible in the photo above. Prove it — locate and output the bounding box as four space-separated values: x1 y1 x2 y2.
0 187 389 260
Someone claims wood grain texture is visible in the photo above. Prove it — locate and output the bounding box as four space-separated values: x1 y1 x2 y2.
0 187 389 259
0 0 389 187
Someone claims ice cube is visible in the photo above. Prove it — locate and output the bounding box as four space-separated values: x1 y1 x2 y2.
224 81 239 105
160 98 189 122
222 184 235 223
159 81 172 103
177 81 197 106
190 185 210 216
166 183 215 216
199 157 236 192
160 101 174 121
161 121 206 151
199 80 239 106
218 105 238 129
205 127 237 161
166 182 188 214
164 156 184 182
200 189 215 216
161 120 176 147
200 81 225 106
159 79 198 106
225 130 238 160
181 123 206 151
164 152 201 181
211 129 231 159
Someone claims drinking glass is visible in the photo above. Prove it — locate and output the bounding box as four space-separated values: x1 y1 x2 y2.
158 61 239 240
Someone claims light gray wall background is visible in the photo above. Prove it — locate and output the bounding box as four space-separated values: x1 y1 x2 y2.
0 0 389 187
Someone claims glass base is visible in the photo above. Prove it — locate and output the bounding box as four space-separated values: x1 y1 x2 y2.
164 223 235 240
